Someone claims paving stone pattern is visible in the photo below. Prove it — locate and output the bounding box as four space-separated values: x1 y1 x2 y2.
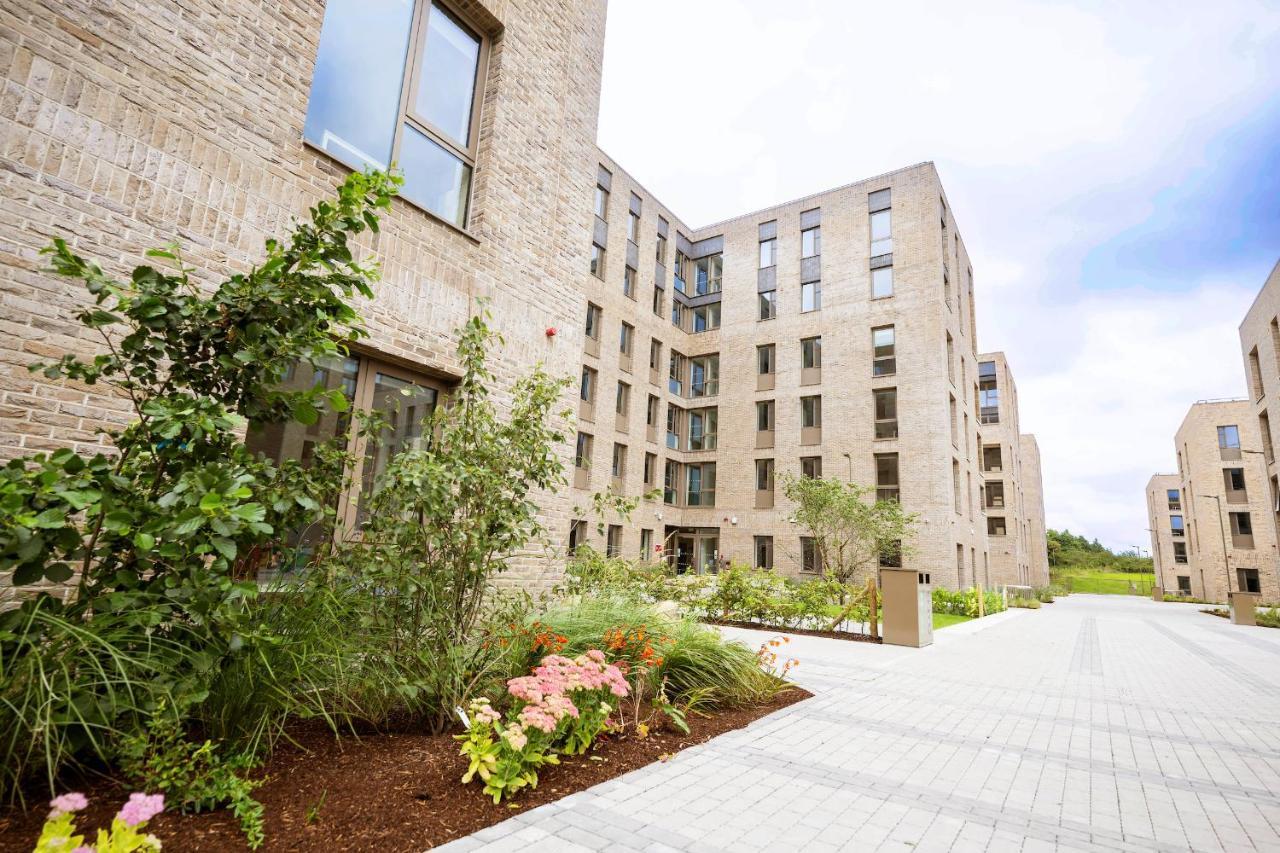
436 596 1280 852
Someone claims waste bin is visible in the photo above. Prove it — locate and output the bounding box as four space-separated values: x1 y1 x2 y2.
1229 591 1258 626
881 568 932 648
1151 586 1164 602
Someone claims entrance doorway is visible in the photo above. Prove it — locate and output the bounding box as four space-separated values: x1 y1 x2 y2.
666 526 721 574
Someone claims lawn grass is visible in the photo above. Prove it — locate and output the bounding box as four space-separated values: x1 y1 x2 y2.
932 612 974 629
1052 569 1154 596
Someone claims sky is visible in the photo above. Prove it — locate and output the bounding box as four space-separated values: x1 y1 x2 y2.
596 0 1280 553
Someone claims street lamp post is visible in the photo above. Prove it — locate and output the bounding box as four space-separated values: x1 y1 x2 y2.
1199 493 1231 600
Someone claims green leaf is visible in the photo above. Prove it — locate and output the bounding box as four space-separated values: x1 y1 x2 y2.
45 562 74 583
210 537 237 561
134 532 156 552
31 507 67 528
326 389 350 412
293 399 319 426
12 563 44 586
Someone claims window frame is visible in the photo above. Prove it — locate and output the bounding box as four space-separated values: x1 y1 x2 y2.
306 0 491 233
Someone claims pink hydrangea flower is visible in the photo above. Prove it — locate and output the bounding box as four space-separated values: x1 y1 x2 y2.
49 792 88 817
116 792 165 827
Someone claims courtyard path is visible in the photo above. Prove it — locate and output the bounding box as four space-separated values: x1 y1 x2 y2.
437 596 1280 852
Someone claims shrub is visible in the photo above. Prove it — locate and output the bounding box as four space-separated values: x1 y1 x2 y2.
932 588 1007 618
1033 586 1055 603
0 170 397 800
116 707 264 848
1010 596 1041 609
316 307 566 733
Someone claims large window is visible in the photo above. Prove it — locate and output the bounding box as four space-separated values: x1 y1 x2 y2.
801 536 821 574
754 535 774 570
686 462 716 507
801 281 821 312
304 0 487 229
694 254 723 295
247 355 444 536
872 326 896 376
690 354 720 398
801 456 822 479
759 289 778 320
874 388 898 438
802 337 822 370
692 303 721 332
758 344 776 376
875 453 899 501
801 395 822 429
871 266 894 299
759 238 776 268
757 400 775 432
801 227 821 259
870 208 892 258
688 407 718 451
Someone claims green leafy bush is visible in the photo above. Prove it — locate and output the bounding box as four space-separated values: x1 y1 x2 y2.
0 170 398 800
1010 596 1041 609
931 587 1007 618
116 708 264 848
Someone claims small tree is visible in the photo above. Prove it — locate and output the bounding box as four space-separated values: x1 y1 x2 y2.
321 306 571 731
781 474 919 589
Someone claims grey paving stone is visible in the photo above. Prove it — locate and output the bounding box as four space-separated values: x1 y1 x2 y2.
444 597 1280 852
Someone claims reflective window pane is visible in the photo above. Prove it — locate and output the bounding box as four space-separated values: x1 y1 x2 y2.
414 2 482 147
400 125 472 227
872 266 894 298
303 0 414 171
358 372 439 525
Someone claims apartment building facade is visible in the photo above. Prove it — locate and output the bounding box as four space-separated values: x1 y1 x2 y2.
1145 473 1188 594
0 0 1047 589
975 352 1047 587
571 151 1051 586
0 0 609 589
1020 434 1051 586
1238 258 1280 598
1167 400 1279 602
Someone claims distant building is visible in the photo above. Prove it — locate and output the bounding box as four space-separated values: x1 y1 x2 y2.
1145 473 1188 594
1162 400 1279 601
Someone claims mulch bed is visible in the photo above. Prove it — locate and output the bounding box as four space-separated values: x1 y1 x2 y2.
705 618 882 644
0 689 808 852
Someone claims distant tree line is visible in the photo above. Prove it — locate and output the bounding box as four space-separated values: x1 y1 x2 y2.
1047 529 1154 574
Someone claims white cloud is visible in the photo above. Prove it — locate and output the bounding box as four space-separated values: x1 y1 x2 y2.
598 0 1280 550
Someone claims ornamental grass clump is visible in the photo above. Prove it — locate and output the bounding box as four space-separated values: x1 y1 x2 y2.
456 651 629 803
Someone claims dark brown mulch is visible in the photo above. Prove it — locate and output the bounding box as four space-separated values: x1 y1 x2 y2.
0 689 809 853
705 618 882 643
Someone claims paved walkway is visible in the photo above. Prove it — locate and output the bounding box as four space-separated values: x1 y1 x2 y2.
437 596 1280 852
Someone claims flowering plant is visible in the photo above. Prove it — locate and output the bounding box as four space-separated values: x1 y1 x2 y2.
456 651 629 802
34 791 164 853
756 635 800 679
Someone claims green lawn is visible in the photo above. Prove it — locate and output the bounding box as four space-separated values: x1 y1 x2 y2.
932 612 974 630
1052 570 1154 596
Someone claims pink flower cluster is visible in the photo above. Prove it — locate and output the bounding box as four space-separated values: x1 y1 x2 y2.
49 792 88 818
504 651 629 735
468 697 501 726
116 792 165 827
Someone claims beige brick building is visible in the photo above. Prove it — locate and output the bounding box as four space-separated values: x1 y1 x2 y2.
1237 258 1280 598
1020 434 1050 586
0 0 1047 589
974 352 1049 587
1144 473 1188 594
1161 400 1279 602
